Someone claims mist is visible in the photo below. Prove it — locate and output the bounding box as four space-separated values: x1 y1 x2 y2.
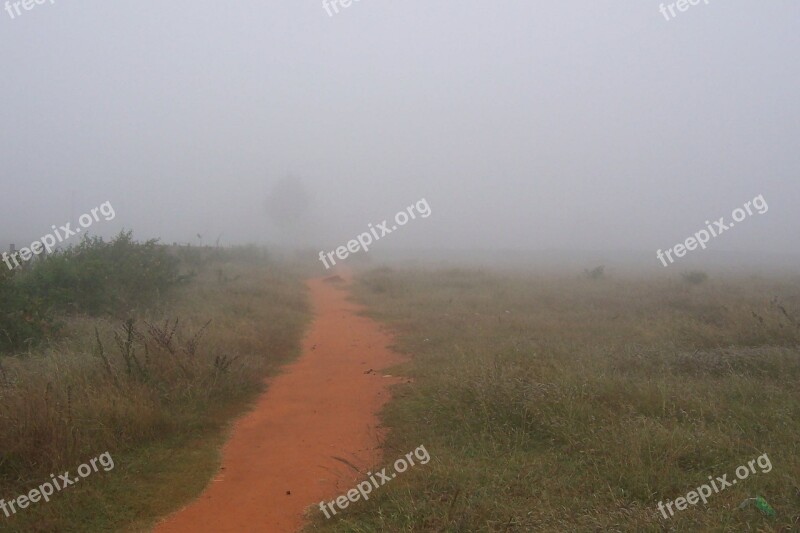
1 0 798 270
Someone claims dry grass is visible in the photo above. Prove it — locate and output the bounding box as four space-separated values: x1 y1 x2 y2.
0 254 309 532
307 267 800 532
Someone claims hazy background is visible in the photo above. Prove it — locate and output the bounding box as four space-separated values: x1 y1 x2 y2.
1 0 798 269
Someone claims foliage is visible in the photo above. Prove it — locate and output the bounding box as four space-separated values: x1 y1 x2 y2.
681 270 709 285
0 265 56 352
20 231 186 316
584 265 605 280
0 259 308 532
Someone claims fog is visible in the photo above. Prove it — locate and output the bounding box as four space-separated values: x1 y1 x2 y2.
1 1 798 269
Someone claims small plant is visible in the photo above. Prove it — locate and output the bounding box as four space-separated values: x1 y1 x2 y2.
92 317 220 388
144 318 190 377
771 297 799 328
213 354 239 373
584 265 605 280
681 270 709 285
114 318 148 380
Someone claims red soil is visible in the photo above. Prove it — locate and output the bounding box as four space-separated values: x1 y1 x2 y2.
154 273 406 532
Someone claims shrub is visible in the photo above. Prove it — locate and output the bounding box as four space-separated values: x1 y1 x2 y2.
681 270 708 285
0 266 56 352
20 231 186 316
584 265 605 280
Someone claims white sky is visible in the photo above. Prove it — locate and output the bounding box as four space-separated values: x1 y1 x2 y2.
1 1 798 259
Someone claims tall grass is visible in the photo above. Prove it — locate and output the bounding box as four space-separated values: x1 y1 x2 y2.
0 245 309 531
308 268 800 532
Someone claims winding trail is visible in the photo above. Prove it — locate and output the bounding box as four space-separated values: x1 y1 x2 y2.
155 273 406 532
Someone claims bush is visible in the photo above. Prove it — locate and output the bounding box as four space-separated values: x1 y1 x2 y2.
681 270 708 285
20 231 186 316
584 265 605 280
0 266 56 352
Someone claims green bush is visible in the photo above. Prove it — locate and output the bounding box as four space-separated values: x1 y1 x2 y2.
20 231 186 316
0 266 56 352
1 231 186 353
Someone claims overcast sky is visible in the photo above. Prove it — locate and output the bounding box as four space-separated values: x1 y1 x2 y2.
1 1 797 260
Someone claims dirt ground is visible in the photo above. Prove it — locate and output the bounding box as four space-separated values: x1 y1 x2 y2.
154 273 406 532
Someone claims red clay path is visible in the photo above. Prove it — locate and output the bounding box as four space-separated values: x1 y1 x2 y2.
155 273 406 532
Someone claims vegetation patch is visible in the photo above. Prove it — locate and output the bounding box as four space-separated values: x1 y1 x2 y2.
305 268 800 532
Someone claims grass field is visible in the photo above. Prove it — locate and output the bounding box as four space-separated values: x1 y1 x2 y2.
0 249 310 532
307 267 800 532
4 253 799 532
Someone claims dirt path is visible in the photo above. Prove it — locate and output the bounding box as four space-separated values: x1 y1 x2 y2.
154 273 406 533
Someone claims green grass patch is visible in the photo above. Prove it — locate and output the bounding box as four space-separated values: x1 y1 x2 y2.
306 267 800 532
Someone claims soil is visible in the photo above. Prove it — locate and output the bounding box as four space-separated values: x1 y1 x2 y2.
154 273 406 532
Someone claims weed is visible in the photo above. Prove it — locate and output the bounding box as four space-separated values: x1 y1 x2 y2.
681 270 709 285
